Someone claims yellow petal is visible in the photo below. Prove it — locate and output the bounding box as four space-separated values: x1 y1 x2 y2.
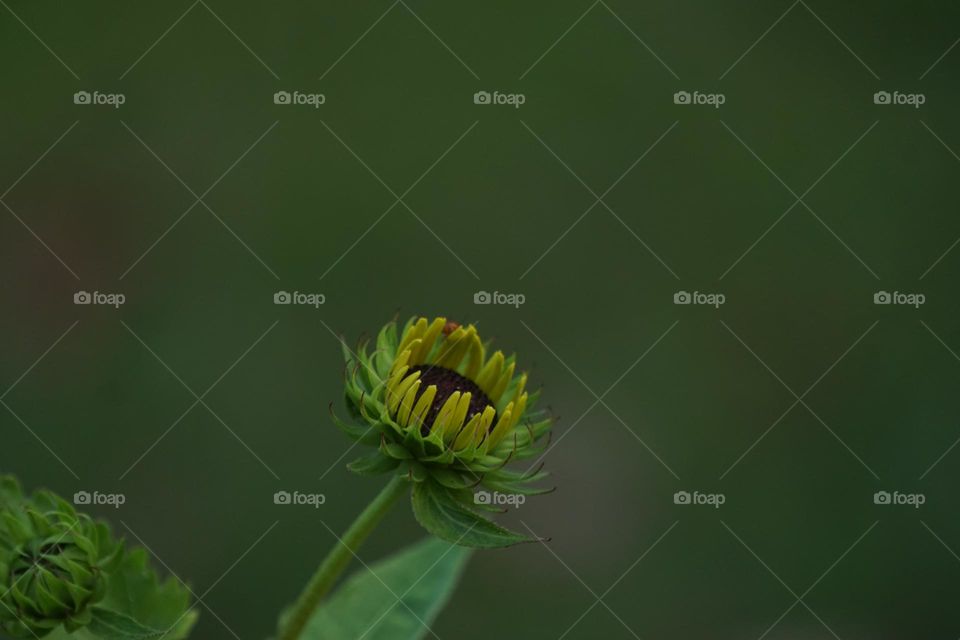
510 392 528 431
388 371 421 415
454 413 481 449
432 391 461 437
476 405 497 445
444 391 472 440
487 402 514 449
410 385 437 429
489 362 515 404
386 364 409 396
464 331 485 379
476 351 504 395
396 318 428 356
397 379 421 426
435 326 470 369
416 317 446 364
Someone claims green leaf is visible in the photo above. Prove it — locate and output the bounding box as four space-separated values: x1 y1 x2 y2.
95 548 197 639
298 537 470 640
85 608 164 639
411 480 535 548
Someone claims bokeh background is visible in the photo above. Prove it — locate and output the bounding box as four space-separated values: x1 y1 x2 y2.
3 2 960 638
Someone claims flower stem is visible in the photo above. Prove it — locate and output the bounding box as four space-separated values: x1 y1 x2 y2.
279 475 409 640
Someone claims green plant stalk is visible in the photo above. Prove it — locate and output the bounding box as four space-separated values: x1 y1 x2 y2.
279 475 409 640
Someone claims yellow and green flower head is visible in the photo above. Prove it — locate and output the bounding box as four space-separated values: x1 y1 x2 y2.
336 316 553 546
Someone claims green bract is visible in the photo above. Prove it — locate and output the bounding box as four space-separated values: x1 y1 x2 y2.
0 477 197 639
0 480 118 638
336 316 554 547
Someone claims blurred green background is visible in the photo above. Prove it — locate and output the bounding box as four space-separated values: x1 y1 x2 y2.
3 1 960 638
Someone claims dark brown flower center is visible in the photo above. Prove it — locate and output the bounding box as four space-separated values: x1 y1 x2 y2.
408 365 495 435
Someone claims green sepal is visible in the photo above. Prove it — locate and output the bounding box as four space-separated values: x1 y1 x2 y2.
410 480 535 548
347 450 401 476
330 408 379 445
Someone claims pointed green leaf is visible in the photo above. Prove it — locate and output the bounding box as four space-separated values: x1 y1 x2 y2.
296 537 470 640
86 608 165 639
